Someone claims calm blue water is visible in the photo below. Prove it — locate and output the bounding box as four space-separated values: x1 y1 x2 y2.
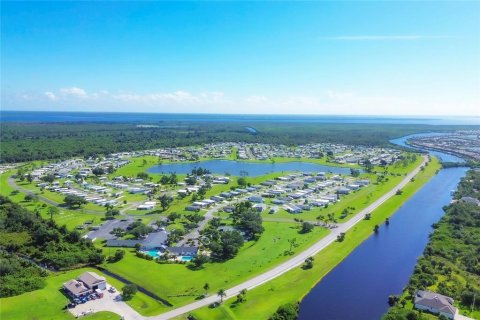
390 132 465 163
298 167 468 320
1 111 479 125
148 160 355 176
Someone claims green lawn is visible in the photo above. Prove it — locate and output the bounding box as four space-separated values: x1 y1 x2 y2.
100 221 329 308
0 267 165 319
180 157 441 320
0 172 102 231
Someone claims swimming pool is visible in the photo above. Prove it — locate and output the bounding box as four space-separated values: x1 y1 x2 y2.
181 256 193 261
145 250 159 257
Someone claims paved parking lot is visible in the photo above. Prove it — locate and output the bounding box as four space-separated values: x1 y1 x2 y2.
86 219 133 240
68 285 143 320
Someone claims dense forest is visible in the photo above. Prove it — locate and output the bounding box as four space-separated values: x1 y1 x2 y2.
383 170 480 320
0 196 104 272
1 121 476 162
0 252 48 297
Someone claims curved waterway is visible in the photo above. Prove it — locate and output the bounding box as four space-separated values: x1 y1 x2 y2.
148 160 355 176
299 135 467 320
390 132 465 163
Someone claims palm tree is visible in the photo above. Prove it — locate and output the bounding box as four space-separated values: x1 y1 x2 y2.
217 289 226 303
203 283 210 296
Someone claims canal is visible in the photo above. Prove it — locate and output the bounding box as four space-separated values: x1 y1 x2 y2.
298 135 467 320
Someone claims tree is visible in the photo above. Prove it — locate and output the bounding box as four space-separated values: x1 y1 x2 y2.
236 289 247 304
374 224 379 233
337 232 346 242
209 230 244 260
288 238 298 254
236 210 264 239
237 177 247 187
203 283 210 296
24 194 38 202
48 206 59 221
64 195 87 208
110 227 125 238
167 212 180 222
92 167 105 176
300 222 314 234
109 250 125 263
190 254 209 269
122 284 138 300
350 168 360 177
303 256 314 269
160 175 169 185
217 289 226 303
159 194 173 211
363 159 374 173
169 173 178 185
41 174 55 183
137 172 149 180
269 302 299 320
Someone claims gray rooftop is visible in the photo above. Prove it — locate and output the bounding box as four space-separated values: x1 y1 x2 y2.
414 290 457 316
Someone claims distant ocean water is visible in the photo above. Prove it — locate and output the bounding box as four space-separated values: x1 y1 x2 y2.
0 111 479 125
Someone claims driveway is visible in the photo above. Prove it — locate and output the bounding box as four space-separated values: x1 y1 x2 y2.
69 286 144 320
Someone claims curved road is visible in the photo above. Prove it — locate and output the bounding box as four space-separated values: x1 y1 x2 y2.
87 155 427 320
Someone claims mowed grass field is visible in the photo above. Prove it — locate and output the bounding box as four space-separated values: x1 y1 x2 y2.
0 172 102 231
178 157 441 320
0 267 166 320
101 221 329 307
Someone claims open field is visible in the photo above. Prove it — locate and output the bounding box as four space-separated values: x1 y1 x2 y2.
174 157 442 320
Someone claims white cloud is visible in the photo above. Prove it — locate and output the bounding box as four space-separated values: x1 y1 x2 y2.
59 87 88 98
44 91 57 100
321 35 451 41
7 87 476 116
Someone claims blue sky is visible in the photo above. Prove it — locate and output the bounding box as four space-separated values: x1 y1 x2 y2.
1 1 479 115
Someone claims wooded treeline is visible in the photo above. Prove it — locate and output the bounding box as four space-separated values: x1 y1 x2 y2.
1 122 473 162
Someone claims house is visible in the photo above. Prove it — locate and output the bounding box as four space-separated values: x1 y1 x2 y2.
63 279 90 298
78 271 107 290
248 196 264 203
414 290 458 319
460 196 480 206
252 204 266 212
166 246 198 257
337 187 350 195
284 204 302 214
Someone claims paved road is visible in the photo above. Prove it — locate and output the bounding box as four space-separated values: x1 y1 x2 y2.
145 155 428 320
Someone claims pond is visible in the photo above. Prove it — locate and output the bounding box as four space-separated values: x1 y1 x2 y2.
148 160 356 177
